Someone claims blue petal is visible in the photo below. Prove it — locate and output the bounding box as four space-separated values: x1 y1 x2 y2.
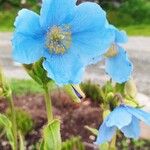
69 2 107 33
43 49 84 84
72 28 114 64
12 33 45 64
106 105 132 129
12 9 45 64
14 9 44 36
89 56 104 65
121 116 140 139
40 0 76 30
69 3 115 63
108 25 128 44
95 120 116 144
105 46 133 83
125 106 150 125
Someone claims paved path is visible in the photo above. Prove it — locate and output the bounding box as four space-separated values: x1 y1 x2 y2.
0 33 150 138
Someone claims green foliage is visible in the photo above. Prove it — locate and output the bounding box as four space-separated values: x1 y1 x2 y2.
62 137 85 150
117 138 150 150
0 67 11 99
81 81 104 104
104 0 150 26
6 108 34 135
0 113 15 150
42 119 62 150
63 85 82 103
23 58 53 87
10 79 43 95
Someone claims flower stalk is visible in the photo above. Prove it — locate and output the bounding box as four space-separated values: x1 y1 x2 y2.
43 85 53 123
7 93 18 150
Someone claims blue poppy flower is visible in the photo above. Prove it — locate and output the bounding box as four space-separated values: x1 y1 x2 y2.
95 104 150 144
90 25 133 83
12 0 114 84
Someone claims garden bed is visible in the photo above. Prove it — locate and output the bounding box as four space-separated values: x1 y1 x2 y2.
0 90 150 150
0 90 102 150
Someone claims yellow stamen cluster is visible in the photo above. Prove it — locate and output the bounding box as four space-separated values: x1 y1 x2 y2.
46 25 71 54
104 44 118 58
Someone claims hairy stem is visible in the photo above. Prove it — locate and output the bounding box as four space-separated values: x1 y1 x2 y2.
43 85 53 122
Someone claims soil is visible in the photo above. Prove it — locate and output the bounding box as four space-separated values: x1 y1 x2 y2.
0 90 103 150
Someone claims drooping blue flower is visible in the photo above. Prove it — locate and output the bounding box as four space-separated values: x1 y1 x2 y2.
90 25 133 83
12 0 114 84
95 104 150 144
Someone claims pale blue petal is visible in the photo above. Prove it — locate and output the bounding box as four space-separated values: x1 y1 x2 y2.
106 105 132 129
14 9 44 36
72 28 114 64
108 25 128 44
69 2 107 33
40 0 76 30
43 49 84 84
115 30 128 44
12 8 45 64
121 116 140 139
105 46 133 83
125 106 150 125
95 120 116 144
12 32 45 64
89 56 104 65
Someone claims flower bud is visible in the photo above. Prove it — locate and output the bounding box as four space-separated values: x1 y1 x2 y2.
0 67 11 99
125 79 137 98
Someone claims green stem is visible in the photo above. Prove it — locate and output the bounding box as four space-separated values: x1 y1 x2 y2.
43 85 53 122
7 95 18 150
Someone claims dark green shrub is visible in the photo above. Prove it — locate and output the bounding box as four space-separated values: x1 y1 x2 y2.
80 81 104 104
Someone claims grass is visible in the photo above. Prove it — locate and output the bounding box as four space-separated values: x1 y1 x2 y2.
10 79 44 95
120 24 150 36
10 79 56 96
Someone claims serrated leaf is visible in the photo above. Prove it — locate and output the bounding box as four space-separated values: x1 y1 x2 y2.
43 119 61 150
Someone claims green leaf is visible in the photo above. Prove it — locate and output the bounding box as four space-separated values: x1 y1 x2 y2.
84 125 98 136
63 85 84 103
39 140 44 150
99 143 109 150
0 114 12 128
43 119 61 150
23 58 52 86
19 131 25 150
115 83 125 95
62 137 85 150
6 128 15 150
0 114 15 150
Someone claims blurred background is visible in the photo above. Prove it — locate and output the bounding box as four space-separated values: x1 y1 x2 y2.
0 0 150 34
0 0 150 149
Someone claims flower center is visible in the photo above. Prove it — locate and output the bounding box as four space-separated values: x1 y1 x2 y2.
104 44 118 58
46 25 71 54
